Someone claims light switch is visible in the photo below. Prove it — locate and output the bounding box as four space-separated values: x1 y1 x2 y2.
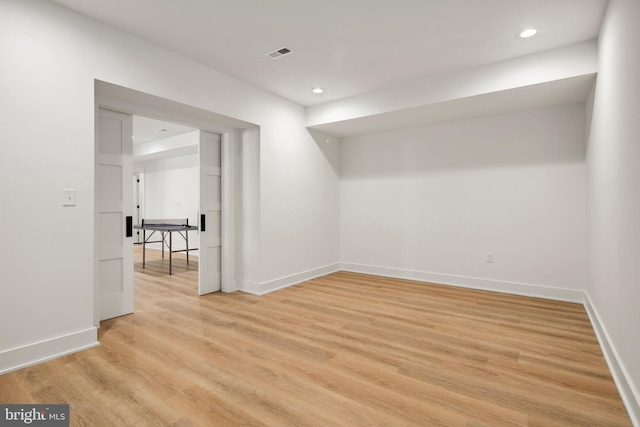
63 189 77 207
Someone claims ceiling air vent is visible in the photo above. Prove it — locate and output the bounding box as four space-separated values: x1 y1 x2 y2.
266 46 293 60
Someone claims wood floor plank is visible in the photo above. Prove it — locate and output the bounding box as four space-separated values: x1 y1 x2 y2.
327 353 529 427
0 372 33 404
0 248 632 426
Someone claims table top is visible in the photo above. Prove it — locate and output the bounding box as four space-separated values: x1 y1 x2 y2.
134 223 197 232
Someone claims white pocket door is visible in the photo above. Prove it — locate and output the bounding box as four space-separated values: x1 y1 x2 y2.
96 108 134 320
198 130 222 295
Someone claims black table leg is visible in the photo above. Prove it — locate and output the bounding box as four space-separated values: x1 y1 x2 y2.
142 229 146 268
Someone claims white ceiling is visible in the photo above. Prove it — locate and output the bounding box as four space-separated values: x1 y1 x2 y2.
132 115 196 145
50 0 607 107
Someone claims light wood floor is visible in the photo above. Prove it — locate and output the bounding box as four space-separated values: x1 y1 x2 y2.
0 247 632 426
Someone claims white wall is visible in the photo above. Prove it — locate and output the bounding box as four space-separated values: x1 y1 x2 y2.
136 153 200 252
257 122 341 293
140 154 199 228
341 104 587 300
0 0 340 372
587 0 640 422
134 130 200 252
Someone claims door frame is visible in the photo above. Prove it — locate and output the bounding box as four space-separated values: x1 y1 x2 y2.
133 169 145 244
94 82 240 327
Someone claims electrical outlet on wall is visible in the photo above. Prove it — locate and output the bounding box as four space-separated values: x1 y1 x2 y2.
486 252 494 263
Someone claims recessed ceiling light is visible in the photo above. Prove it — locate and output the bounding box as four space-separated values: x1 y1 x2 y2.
312 87 324 94
156 128 168 133
520 28 537 38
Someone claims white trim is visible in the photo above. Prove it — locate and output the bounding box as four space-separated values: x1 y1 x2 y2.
340 262 584 303
95 81 253 134
0 328 99 375
95 81 245 305
221 132 236 292
237 279 261 295
255 263 341 295
584 294 640 427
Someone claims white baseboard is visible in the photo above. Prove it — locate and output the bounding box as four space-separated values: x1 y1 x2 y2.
340 262 584 303
236 279 261 295
584 294 640 426
254 263 341 295
0 327 99 375
239 262 583 302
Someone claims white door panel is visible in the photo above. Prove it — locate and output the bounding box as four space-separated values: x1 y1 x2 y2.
97 108 134 320
199 131 222 295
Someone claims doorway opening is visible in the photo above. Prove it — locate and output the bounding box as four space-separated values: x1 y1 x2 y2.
94 79 252 327
132 115 200 292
